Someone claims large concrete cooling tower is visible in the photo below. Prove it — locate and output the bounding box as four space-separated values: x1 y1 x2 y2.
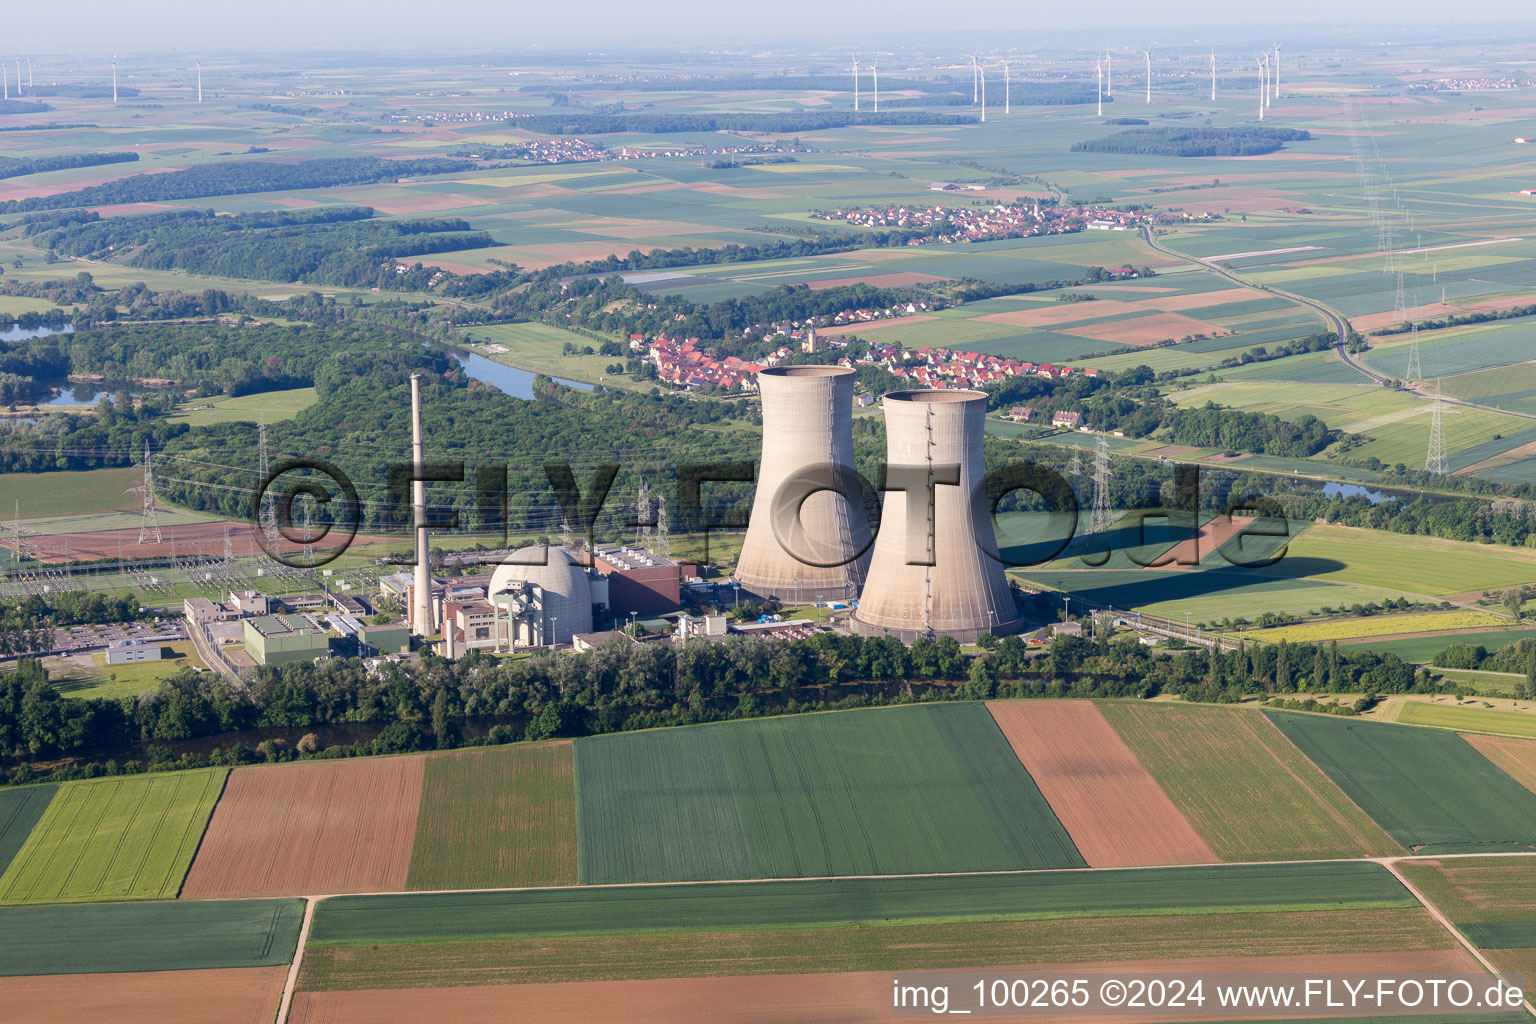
851 389 1023 642
734 365 870 604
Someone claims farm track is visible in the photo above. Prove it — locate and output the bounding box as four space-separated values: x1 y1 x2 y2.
266 848 1536 1024
1140 226 1536 423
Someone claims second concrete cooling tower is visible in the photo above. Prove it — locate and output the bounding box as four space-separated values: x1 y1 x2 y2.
734 366 870 604
852 389 1023 642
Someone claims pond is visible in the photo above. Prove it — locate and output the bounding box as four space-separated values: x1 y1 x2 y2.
1322 481 1390 505
0 323 73 342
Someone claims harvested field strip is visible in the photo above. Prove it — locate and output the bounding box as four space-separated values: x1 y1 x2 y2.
1463 734 1536 796
181 755 424 898
1395 857 1536 923
1460 921 1536 948
407 741 576 891
308 861 1413 947
574 703 1084 884
1098 703 1399 860
288 968 1504 1024
1265 712 1536 854
1395 701 1536 739
0 898 304 975
0 784 56 875
0 769 225 905
297 908 1449 990
2 966 290 1024
984 701 1214 867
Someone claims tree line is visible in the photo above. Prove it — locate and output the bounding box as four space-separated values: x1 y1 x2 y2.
0 624 1444 786
0 157 475 213
1071 127 1312 157
0 152 138 181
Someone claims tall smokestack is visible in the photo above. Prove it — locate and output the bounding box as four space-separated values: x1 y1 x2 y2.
735 365 870 604
410 373 434 636
852 389 1022 642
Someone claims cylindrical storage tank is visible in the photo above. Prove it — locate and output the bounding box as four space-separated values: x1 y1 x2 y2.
735 365 870 604
851 389 1023 642
488 546 593 645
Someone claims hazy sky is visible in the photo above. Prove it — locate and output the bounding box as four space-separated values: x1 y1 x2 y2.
12 0 1536 53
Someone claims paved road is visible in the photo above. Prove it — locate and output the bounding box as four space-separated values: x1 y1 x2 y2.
1139 227 1536 425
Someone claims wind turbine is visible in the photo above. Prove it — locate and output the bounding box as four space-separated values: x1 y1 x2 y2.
1106 51 1113 97
1210 50 1217 102
1002 59 1010 115
2 62 7 102
14 60 20 96
979 61 986 122
1256 55 1266 120
1144 50 1152 104
26 58 31 88
1272 44 1281 101
871 61 878 113
196 62 203 104
112 62 117 105
851 55 860 112
1096 61 1103 117
971 54 980 104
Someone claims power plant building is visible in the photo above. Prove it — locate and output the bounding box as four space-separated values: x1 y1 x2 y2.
851 389 1023 642
734 365 871 603
488 546 596 647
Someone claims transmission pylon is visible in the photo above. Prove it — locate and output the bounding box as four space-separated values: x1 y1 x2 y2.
136 440 163 544
9 499 38 568
257 419 279 552
1090 435 1112 534
633 478 653 548
1405 322 1422 382
1424 380 1448 475
654 496 670 558
1392 272 1408 326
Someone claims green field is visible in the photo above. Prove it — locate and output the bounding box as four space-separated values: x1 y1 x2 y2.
1264 712 1536 854
169 386 317 426
573 703 1084 884
1278 524 1536 597
0 898 304 975
2 467 139 519
406 740 578 890
0 785 57 876
0 769 226 904
1344 629 1536 664
1396 701 1536 739
311 861 1413 945
1099 703 1399 860
300 862 1424 989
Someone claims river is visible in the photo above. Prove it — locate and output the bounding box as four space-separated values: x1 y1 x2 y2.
439 345 594 399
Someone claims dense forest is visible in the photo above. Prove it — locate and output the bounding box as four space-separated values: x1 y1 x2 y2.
0 624 1443 784
0 151 138 181
0 99 52 115
1373 303 1536 336
511 111 979 134
35 206 493 287
0 157 475 213
27 85 137 99
1071 127 1312 157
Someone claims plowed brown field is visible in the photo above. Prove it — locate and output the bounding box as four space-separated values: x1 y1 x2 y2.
0 966 287 1024
287 950 1475 1024
180 756 424 898
985 702 1213 867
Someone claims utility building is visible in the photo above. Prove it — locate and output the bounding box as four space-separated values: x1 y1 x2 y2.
244 614 333 667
